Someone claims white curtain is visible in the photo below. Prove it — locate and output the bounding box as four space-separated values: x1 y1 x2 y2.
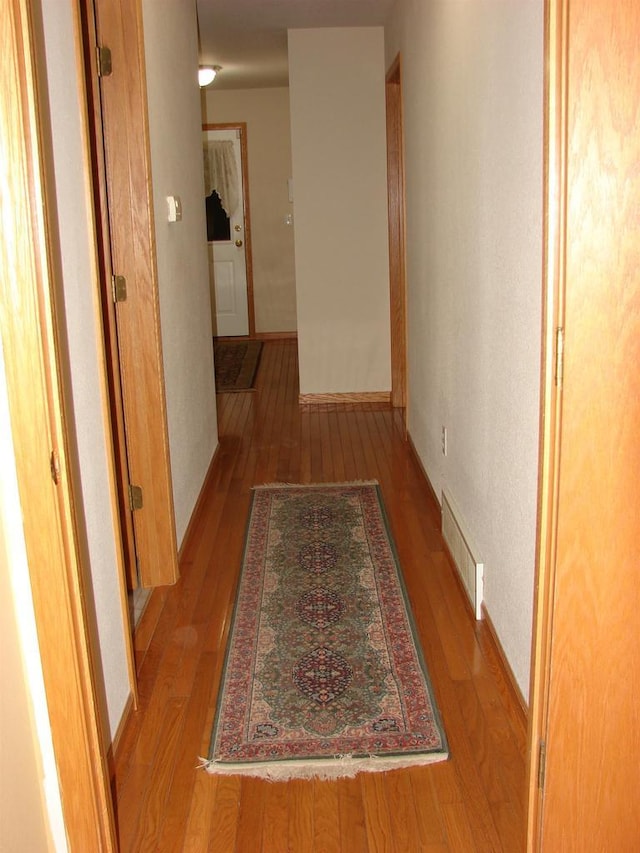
203 140 239 217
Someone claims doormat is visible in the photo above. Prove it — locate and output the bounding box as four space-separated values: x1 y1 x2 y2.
213 339 263 392
202 482 448 780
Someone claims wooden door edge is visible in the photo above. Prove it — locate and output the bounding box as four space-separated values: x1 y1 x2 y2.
78 0 139 595
94 0 179 588
132 0 180 587
74 0 138 707
525 0 568 848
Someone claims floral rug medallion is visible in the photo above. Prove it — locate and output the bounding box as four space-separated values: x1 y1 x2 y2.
203 482 448 780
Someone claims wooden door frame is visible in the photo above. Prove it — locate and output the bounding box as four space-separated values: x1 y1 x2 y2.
203 122 256 338
1 0 117 846
527 0 640 846
385 54 408 413
525 0 566 847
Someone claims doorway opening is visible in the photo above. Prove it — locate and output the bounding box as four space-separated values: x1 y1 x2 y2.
203 123 256 338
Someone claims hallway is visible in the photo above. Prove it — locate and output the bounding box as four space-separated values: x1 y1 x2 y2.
113 339 527 851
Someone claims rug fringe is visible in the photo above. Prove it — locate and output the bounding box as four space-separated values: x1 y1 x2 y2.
197 750 449 782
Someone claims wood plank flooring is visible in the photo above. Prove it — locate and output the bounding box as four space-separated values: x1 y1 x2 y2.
114 339 527 851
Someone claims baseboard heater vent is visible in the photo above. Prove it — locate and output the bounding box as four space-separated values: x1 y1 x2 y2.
441 490 484 620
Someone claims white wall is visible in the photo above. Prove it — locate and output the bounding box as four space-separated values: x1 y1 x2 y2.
41 0 131 740
202 88 297 334
385 1 543 698
142 0 218 545
288 28 391 395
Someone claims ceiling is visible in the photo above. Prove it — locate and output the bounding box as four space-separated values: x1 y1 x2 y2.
196 0 395 90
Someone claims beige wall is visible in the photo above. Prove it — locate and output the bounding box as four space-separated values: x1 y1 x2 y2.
0 543 54 853
203 88 297 334
0 344 62 852
288 28 391 395
142 0 218 545
385 0 544 698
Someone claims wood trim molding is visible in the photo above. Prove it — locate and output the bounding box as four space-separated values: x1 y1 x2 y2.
253 331 298 341
106 690 134 778
406 432 441 510
203 122 256 337
480 604 528 732
298 391 391 407
132 584 167 661
1 1 116 846
177 443 220 560
216 331 297 342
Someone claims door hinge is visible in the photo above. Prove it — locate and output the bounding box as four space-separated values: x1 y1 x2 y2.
112 274 127 303
538 740 547 790
128 484 143 511
554 326 564 387
97 45 113 78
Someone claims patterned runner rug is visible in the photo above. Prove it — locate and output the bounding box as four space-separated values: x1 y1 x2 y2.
203 482 448 780
213 339 263 392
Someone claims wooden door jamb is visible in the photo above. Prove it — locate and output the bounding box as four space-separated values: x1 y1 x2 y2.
385 54 408 418
525 0 567 847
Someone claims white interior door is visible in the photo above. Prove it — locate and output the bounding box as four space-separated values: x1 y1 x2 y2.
204 128 249 337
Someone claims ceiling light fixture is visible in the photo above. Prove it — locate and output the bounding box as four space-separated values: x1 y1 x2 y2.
198 65 222 88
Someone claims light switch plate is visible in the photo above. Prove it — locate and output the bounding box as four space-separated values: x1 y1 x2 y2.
167 195 182 222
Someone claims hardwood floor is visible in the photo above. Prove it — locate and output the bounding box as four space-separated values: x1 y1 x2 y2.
113 339 527 851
